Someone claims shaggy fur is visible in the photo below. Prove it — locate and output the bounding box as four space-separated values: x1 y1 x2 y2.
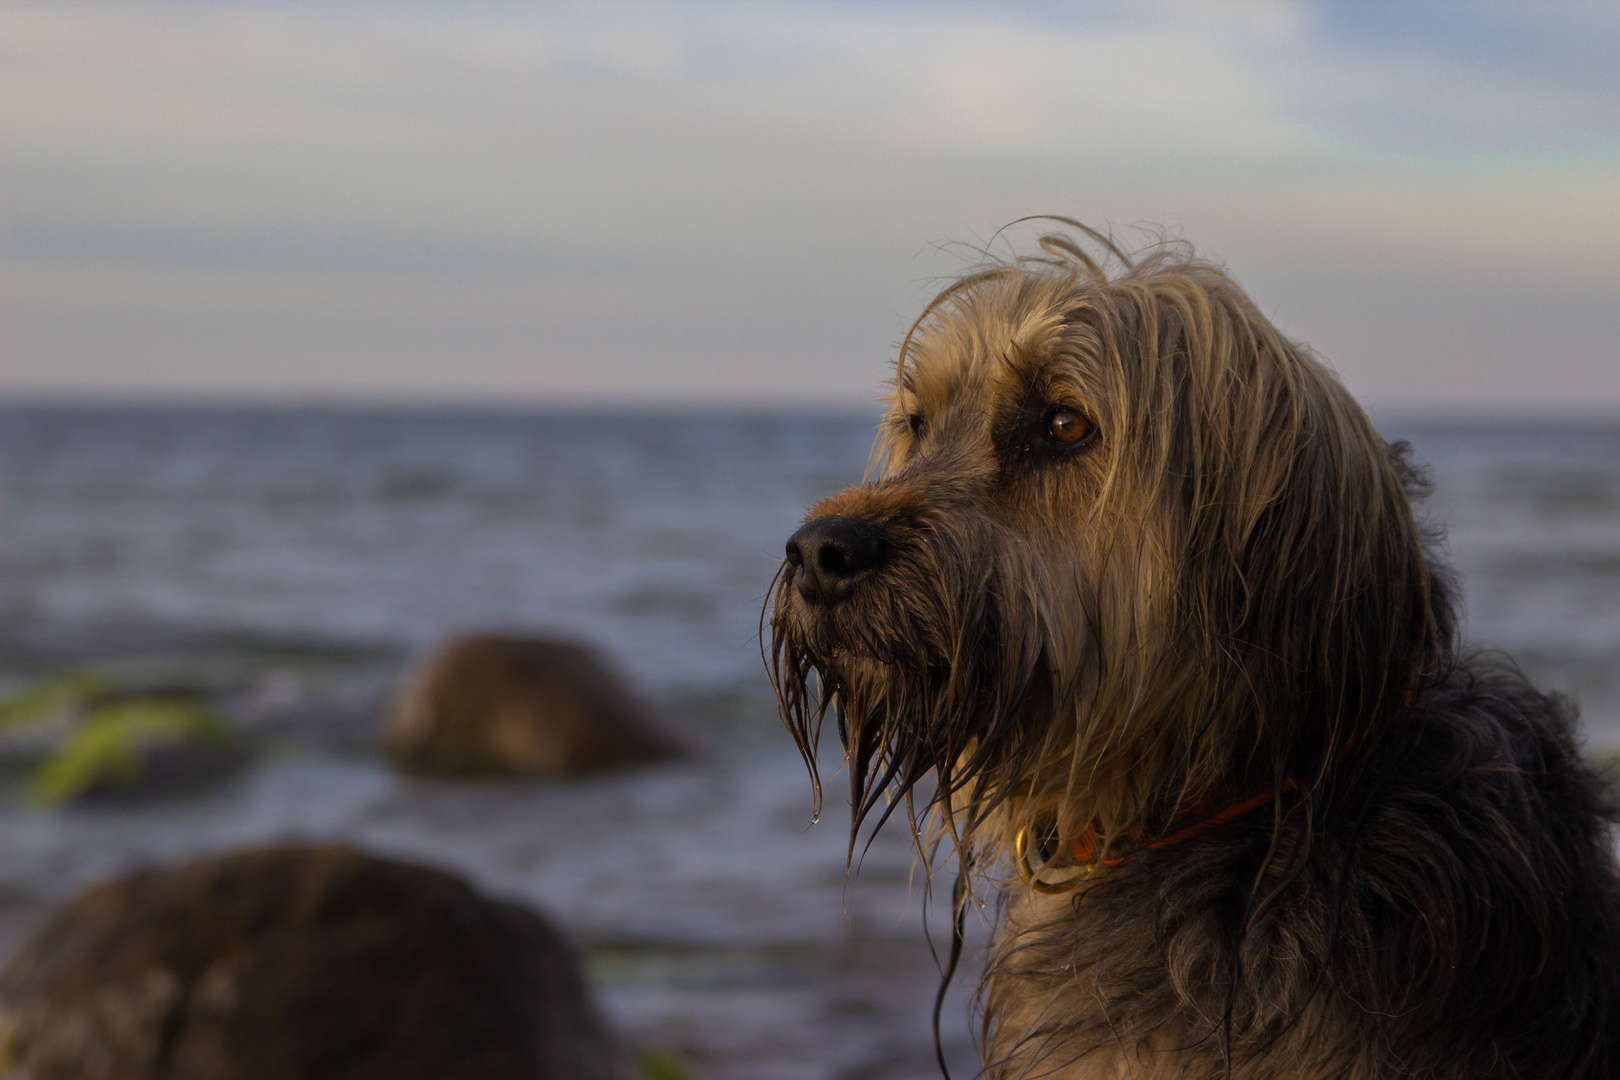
768 222 1620 1079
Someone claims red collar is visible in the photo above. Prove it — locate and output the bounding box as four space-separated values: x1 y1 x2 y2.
1017 778 1299 893
1017 731 1372 890
1069 777 1298 868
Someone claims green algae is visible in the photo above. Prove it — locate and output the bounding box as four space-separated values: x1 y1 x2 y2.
0 672 115 731
29 697 231 807
639 1047 698 1080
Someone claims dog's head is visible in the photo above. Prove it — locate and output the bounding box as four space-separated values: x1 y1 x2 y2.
769 225 1451 857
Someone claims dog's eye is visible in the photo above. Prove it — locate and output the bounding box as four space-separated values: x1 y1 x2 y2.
1046 411 1091 445
907 413 926 438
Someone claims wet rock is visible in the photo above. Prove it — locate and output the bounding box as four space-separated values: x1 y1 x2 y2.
386 635 684 777
0 844 627 1080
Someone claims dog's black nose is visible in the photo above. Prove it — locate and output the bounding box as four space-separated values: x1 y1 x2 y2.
785 516 886 605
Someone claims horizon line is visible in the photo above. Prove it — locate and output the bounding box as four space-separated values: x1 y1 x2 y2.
5 391 1620 426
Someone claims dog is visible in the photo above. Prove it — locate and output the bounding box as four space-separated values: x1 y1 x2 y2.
769 222 1620 1079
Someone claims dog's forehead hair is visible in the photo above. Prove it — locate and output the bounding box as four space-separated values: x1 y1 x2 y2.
898 281 1104 438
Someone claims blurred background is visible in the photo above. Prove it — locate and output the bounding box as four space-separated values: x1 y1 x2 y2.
2 2 1618 1078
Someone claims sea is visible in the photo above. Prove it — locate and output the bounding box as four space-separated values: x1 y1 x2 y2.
1 405 1618 1079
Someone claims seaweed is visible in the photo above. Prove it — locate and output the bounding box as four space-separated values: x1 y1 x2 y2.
29 697 233 806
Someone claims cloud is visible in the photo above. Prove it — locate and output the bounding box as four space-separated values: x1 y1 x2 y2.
2 0 1616 407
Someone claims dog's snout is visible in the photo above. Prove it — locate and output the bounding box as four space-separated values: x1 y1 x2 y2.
785 516 886 605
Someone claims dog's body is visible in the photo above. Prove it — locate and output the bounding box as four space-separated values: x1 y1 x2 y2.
770 226 1620 1079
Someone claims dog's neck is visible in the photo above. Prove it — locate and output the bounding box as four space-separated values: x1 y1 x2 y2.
1016 773 1299 893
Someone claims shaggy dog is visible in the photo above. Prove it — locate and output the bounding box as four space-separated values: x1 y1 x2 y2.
769 222 1620 1079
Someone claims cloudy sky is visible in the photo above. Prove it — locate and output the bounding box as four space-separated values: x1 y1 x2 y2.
3 1 1617 411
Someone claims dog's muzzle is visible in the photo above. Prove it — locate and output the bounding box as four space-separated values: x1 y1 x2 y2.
784 515 887 606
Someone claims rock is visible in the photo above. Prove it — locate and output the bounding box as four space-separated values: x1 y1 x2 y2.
385 635 684 777
0 845 627 1080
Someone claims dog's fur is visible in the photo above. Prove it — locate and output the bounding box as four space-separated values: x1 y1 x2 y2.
769 224 1620 1079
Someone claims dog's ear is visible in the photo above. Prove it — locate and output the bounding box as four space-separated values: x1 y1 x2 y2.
1181 283 1446 776
1089 263 1449 778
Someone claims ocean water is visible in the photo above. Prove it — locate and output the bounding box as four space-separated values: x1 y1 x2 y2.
0 407 871 698
1382 418 1620 742
0 405 1617 1078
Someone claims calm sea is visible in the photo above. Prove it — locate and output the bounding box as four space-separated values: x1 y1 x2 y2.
1 405 1617 1079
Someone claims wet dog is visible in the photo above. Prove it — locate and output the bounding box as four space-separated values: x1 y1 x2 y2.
769 223 1620 1078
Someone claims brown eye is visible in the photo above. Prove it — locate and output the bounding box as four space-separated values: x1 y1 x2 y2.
907 413 925 437
1047 411 1090 445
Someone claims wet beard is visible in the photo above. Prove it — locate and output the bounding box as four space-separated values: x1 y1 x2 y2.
771 585 1055 857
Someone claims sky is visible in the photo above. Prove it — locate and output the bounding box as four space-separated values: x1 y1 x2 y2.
3 0 1617 412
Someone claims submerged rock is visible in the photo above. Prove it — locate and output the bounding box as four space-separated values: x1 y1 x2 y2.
386 635 684 777
0 844 627 1080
